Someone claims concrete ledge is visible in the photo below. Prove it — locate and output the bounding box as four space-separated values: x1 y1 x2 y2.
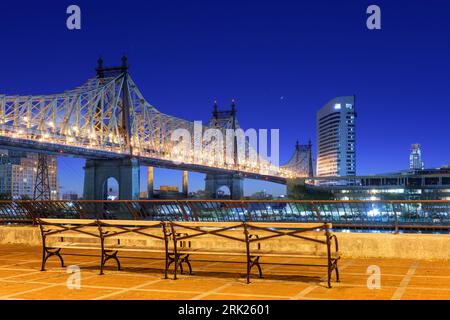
336 232 450 260
0 225 449 260
0 225 41 246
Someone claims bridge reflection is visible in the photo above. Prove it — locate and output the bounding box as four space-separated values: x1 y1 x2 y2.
1 200 450 233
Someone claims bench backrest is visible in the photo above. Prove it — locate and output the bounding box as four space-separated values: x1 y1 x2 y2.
38 219 331 231
246 222 331 229
169 221 331 230
39 218 164 227
37 218 167 243
37 219 331 242
38 218 97 225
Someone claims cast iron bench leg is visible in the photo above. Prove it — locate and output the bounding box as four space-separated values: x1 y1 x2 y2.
41 248 64 271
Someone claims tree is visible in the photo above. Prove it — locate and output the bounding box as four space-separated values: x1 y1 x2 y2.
288 185 334 200
381 193 406 201
189 190 211 199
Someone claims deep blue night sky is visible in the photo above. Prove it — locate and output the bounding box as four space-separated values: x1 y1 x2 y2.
1 0 450 196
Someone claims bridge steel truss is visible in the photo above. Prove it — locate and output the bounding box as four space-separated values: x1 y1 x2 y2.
0 67 311 181
0 74 192 159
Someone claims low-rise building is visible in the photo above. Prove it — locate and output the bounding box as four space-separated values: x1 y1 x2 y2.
306 167 450 200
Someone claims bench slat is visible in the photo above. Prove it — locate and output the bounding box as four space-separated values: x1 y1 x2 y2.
99 220 163 227
39 218 96 225
49 242 166 253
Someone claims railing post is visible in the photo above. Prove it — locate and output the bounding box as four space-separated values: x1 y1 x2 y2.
192 202 198 222
178 200 189 221
392 202 399 234
312 201 322 223
243 201 251 222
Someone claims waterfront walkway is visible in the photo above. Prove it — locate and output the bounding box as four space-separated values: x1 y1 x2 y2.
0 244 448 300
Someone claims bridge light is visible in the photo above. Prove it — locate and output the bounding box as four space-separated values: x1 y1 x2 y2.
47 121 55 128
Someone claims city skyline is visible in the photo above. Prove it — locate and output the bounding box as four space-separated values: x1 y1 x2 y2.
1 1 450 197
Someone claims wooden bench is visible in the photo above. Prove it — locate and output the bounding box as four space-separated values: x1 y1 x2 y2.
168 221 340 288
37 219 340 287
37 218 173 277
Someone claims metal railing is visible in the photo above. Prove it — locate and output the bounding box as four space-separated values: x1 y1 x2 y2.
1 200 450 233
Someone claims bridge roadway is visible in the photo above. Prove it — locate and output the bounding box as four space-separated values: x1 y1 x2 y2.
0 135 287 185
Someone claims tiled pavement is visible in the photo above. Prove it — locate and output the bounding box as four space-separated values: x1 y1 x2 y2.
0 244 449 300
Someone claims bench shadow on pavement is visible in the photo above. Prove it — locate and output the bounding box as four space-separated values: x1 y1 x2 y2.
76 260 324 286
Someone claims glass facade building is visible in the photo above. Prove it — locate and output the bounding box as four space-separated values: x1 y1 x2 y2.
0 150 59 200
410 143 424 170
316 96 356 178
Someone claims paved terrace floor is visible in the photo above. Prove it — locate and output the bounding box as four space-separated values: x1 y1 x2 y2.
0 244 449 300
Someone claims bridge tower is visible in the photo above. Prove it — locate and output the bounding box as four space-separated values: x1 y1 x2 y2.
83 57 140 200
33 154 51 200
204 100 243 199
284 140 315 198
282 140 314 178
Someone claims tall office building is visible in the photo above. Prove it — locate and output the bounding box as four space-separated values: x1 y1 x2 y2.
316 96 356 178
0 150 59 200
409 144 424 170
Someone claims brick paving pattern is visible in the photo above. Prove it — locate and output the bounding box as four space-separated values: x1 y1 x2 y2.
0 244 449 300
